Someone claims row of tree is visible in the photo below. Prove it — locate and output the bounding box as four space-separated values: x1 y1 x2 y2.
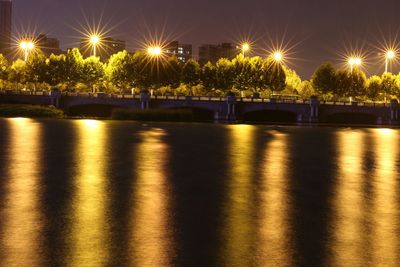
312 62 400 101
0 49 399 101
0 49 288 96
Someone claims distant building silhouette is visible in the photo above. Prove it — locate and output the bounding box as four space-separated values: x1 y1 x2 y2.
165 41 192 63
80 37 126 60
37 34 62 56
0 0 12 56
198 43 237 65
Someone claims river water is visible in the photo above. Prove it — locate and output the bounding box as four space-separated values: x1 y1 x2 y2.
0 118 399 266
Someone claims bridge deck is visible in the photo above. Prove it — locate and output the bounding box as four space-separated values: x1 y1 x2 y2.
0 89 390 107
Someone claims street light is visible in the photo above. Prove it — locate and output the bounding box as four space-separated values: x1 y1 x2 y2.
147 45 162 57
19 40 34 61
348 57 362 73
385 50 396 73
241 43 250 57
146 45 163 96
273 51 284 63
90 35 100 57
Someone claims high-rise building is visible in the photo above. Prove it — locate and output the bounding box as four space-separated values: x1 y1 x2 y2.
165 41 192 63
0 0 12 56
37 34 62 56
80 37 126 59
198 43 237 65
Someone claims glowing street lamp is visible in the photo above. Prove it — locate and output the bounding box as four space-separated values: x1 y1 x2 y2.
385 50 396 73
241 43 250 57
147 46 162 57
348 57 362 73
273 51 284 63
90 35 100 57
19 40 35 61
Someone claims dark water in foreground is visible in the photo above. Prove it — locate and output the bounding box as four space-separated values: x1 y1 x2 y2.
0 118 399 267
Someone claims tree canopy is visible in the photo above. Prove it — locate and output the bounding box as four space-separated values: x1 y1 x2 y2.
1 49 400 101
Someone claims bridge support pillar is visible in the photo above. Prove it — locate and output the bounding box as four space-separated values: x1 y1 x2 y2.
185 96 193 106
390 99 399 124
140 91 150 110
309 96 319 123
50 88 61 108
226 94 237 121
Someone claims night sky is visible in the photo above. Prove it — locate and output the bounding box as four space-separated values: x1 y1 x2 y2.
14 0 400 78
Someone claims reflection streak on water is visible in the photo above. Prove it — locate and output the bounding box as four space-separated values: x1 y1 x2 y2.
67 120 109 266
258 132 292 266
129 129 173 267
222 125 255 266
370 129 399 265
1 118 43 266
330 130 365 266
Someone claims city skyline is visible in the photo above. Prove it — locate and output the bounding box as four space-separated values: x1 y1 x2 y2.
10 0 400 78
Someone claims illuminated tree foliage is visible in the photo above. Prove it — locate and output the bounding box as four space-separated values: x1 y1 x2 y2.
232 54 253 91
264 58 286 93
82 56 104 92
201 62 217 91
380 72 398 97
366 75 382 101
215 58 234 90
181 59 201 86
8 59 28 87
335 69 366 98
25 51 47 85
106 50 135 91
311 62 337 96
1 49 400 101
284 67 302 94
298 80 316 99
44 54 68 87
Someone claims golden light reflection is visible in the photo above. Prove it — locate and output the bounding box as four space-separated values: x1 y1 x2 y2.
329 130 365 266
129 129 174 266
370 128 399 265
257 132 292 265
67 120 110 266
221 125 255 266
0 118 43 266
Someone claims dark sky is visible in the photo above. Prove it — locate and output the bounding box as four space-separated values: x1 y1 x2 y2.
13 0 400 78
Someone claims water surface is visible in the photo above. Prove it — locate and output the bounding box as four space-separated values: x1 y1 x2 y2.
0 118 399 266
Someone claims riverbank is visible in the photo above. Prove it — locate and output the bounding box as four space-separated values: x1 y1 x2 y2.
1 104 398 128
0 104 64 118
0 105 209 122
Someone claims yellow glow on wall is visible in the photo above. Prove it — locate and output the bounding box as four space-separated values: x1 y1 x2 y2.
0 118 43 266
129 129 174 266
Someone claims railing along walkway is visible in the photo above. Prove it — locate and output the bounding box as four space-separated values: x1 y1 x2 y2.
0 89 389 107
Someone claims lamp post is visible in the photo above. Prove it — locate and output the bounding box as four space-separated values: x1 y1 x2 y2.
241 43 250 57
90 35 100 57
19 40 34 61
147 45 163 96
385 50 395 73
348 57 362 73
